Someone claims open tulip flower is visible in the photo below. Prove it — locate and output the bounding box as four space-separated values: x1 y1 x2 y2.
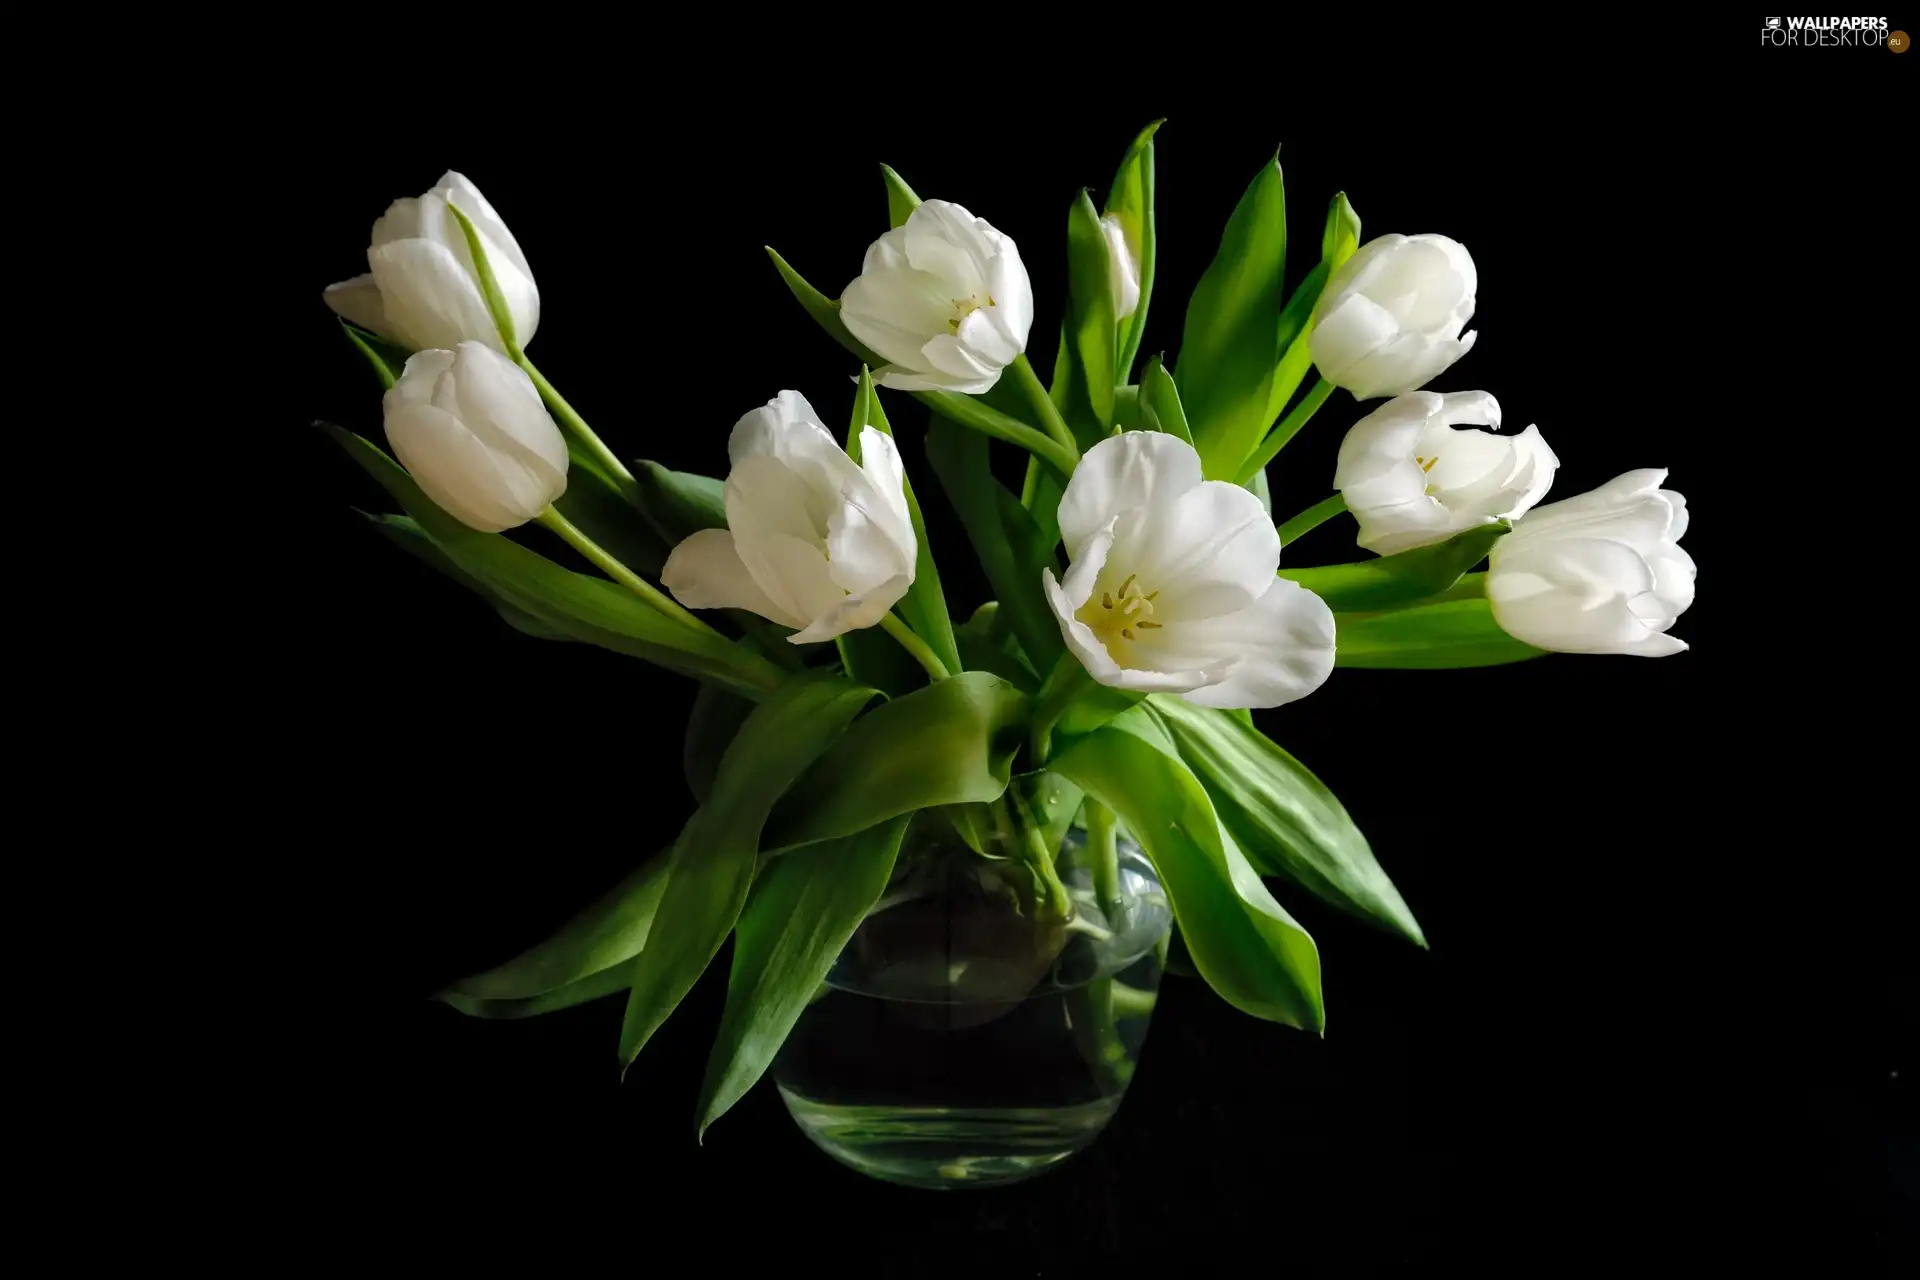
1045 433 1335 709
317 126 1695 1171
1335 391 1559 555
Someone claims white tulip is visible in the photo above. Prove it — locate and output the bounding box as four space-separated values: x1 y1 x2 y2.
383 342 568 533
1100 212 1141 319
1309 234 1477 401
1043 432 1335 709
661 392 916 644
324 172 538 355
1334 391 1559 555
839 200 1034 395
1487 470 1695 656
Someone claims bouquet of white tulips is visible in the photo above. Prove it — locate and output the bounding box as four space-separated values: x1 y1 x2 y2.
319 124 1694 1136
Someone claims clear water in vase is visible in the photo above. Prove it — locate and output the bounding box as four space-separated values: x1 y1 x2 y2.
773 836 1172 1190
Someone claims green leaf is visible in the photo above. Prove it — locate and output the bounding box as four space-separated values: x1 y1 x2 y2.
1321 190 1361 271
1105 120 1162 378
631 460 727 546
766 672 1030 852
1246 466 1272 516
925 419 1065 677
1147 698 1424 946
439 963 633 1020
619 674 880 1071
1055 190 1118 442
1050 710 1324 1030
880 164 921 228
685 684 755 803
916 390 1077 482
324 424 781 699
1334 597 1546 669
697 815 910 1135
954 602 1039 692
766 246 882 366
1178 154 1288 481
553 445 669 578
1281 524 1507 613
1138 356 1193 445
361 512 574 641
441 849 672 1005
446 202 521 355
862 381 960 675
339 321 405 389
1260 259 1330 428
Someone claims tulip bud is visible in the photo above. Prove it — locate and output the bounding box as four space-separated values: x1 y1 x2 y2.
1486 470 1695 656
324 172 538 355
839 201 1034 394
1334 391 1558 555
1043 431 1335 710
1309 234 1476 401
383 342 568 532
662 392 916 643
1100 212 1141 319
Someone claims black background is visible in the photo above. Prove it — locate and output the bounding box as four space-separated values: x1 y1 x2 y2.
265 48 1903 1272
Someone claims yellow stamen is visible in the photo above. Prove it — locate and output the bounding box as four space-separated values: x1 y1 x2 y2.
1119 573 1137 596
1101 591 1114 610
1137 620 1162 630
1121 626 1135 640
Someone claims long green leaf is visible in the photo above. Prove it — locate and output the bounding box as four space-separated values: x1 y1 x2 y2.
880 164 921 228
766 247 881 366
440 962 634 1020
954 602 1039 692
1283 524 1507 613
361 512 573 641
925 419 1065 676
1147 698 1424 946
1106 120 1162 378
1321 190 1362 270
554 441 669 578
862 380 960 674
1178 155 1288 481
685 683 755 804
1335 597 1546 669
767 672 1029 852
340 321 405 389
324 425 781 699
1138 356 1194 445
697 815 911 1135
440 849 672 1004
631 461 727 547
619 674 880 1071
1050 710 1324 1030
1055 190 1118 443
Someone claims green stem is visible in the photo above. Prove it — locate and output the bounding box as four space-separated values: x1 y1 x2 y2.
537 507 716 637
1008 353 1081 454
916 390 1079 482
1276 493 1350 547
1236 377 1335 486
1109 982 1157 1018
1086 799 1122 921
879 612 951 681
518 358 639 500
1426 572 1486 604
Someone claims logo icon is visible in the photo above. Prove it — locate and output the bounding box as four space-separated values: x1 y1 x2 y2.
1765 16 1781 29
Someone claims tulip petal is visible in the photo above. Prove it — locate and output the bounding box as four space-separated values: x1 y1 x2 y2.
383 402 529 533
1043 568 1217 695
788 574 912 644
1056 431 1204 560
442 342 569 483
1133 579 1337 710
370 238 499 353
323 273 390 339
1117 480 1279 620
661 529 801 628
1310 292 1400 393
737 533 846 635
434 171 533 279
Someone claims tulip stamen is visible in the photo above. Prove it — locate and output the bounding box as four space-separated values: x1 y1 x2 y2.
1101 591 1114 609
1121 626 1136 640
1136 620 1162 630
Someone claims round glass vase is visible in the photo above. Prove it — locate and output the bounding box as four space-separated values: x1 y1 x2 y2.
771 813 1173 1190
